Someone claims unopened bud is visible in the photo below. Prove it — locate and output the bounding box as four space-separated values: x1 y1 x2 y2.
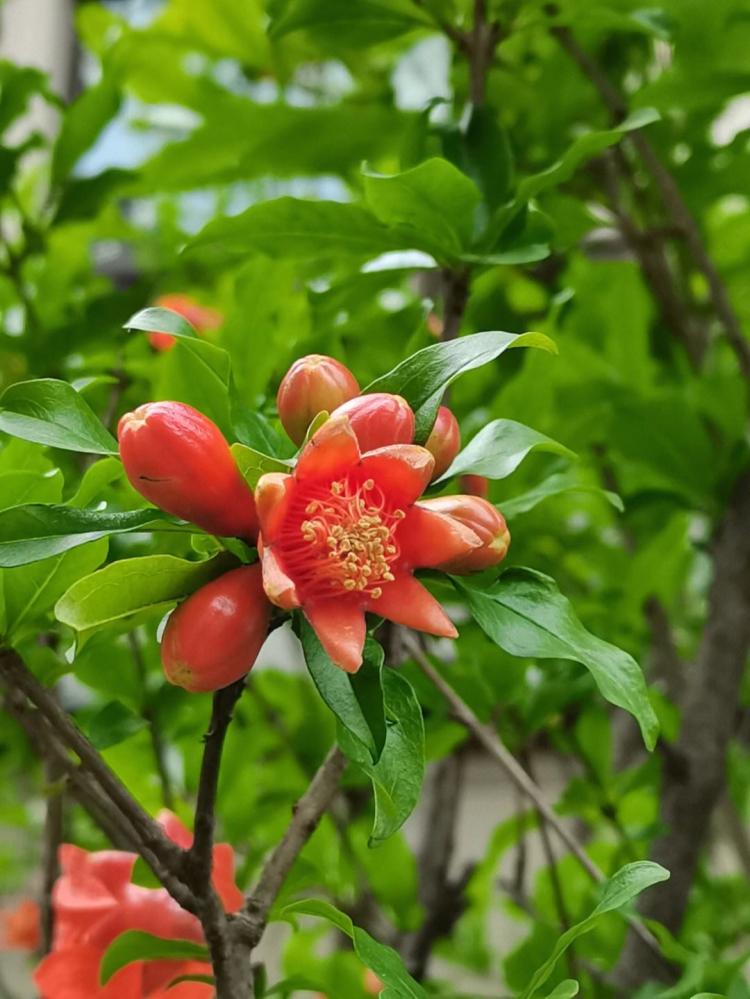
420 495 510 573
277 354 359 445
332 392 414 453
425 406 460 479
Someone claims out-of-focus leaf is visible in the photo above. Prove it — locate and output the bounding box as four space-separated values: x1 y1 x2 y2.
501 470 623 518
99 931 208 985
269 0 428 46
83 700 147 750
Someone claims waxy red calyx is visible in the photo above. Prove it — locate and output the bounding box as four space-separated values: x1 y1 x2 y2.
331 392 415 453
421 494 510 573
255 415 483 673
277 354 360 445
161 564 270 692
118 401 258 540
425 405 461 479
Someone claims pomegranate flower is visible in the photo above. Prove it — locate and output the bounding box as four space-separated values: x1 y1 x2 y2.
0 898 40 951
255 415 483 672
34 811 242 999
149 294 222 352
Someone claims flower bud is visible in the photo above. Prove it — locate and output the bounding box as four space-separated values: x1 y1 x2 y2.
331 392 414 453
118 401 257 539
161 564 270 692
277 354 359 445
459 474 490 499
420 495 510 573
425 406 460 479
148 293 222 352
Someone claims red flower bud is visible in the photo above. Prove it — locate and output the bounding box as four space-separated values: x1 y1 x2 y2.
331 393 414 452
420 495 510 573
148 293 222 352
277 354 359 445
459 474 490 499
118 401 257 539
161 564 270 692
425 406 461 479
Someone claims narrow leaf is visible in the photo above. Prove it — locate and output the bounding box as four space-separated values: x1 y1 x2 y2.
455 568 659 749
438 419 575 483
501 470 623 519
0 379 118 455
365 329 557 441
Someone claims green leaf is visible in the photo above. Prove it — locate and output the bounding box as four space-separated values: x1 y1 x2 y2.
339 669 425 844
299 620 386 764
464 105 514 210
543 982 579 998
4 539 108 641
280 898 427 999
123 305 197 339
366 329 557 441
66 458 124 508
455 568 659 750
52 73 121 184
362 158 482 261
0 505 181 568
438 419 575 483
83 700 147 750
0 379 118 455
189 198 407 263
55 552 235 645
519 862 669 998
517 109 660 201
269 0 427 46
500 470 624 519
263 975 324 997
0 469 64 510
231 442 292 490
99 931 208 986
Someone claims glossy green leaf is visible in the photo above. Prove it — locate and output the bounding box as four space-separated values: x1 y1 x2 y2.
83 700 147 750
66 458 124 508
501 470 623 519
0 505 181 567
519 862 669 998
363 158 482 261
123 305 197 339
464 105 514 210
0 469 64 510
280 898 427 998
55 552 235 644
438 419 575 482
0 379 118 455
366 329 557 441
189 198 407 263
517 108 661 201
231 443 292 490
269 0 427 46
339 669 425 843
543 981 579 998
99 931 208 986
299 620 387 763
455 568 659 749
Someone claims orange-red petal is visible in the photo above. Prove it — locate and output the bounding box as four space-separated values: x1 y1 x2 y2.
305 599 367 673
259 538 300 610
366 573 457 638
398 503 481 569
255 472 295 543
359 445 434 507
294 415 360 483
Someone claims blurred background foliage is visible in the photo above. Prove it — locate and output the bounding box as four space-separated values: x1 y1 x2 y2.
1 0 750 996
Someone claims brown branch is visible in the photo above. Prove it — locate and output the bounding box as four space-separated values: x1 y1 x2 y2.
243 745 347 941
615 468 750 988
405 636 669 966
551 19 750 382
39 755 64 954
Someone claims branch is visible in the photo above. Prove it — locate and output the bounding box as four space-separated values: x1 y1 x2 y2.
551 19 750 382
405 636 668 965
615 469 750 987
40 755 64 954
186 679 246 896
243 745 347 941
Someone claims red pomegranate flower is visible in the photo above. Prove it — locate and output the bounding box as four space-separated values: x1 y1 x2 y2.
255 414 482 672
0 898 40 951
34 811 241 999
149 294 223 352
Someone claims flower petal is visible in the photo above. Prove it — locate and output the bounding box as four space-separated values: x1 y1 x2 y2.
156 810 193 850
397 503 481 569
305 600 367 673
294 415 360 482
259 538 300 610
255 472 295 543
359 445 434 507
211 843 244 913
366 573 457 638
35 945 143 999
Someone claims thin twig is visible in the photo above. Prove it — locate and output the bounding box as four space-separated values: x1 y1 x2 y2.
39 755 64 955
244 745 347 940
405 636 667 964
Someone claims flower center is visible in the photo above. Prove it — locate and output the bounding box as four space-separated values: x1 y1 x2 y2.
280 476 404 600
